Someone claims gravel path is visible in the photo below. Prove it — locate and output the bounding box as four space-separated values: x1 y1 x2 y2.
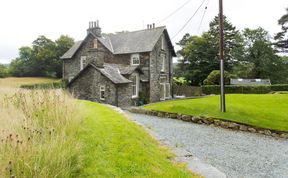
126 112 288 178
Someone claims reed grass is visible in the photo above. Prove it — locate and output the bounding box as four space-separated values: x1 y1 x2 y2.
0 89 83 177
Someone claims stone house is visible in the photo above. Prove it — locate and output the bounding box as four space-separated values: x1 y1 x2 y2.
61 21 176 107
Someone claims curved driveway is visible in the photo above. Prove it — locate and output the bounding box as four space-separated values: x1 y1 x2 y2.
126 112 288 178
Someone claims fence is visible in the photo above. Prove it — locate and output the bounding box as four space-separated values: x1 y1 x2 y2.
172 84 202 97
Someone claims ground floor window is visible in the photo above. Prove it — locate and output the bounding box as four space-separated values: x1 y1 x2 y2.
100 85 105 100
132 73 139 98
160 76 171 100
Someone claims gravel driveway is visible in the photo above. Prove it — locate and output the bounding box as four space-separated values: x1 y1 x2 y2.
126 112 288 178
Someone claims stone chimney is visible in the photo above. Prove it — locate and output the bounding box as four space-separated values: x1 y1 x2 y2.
87 20 101 37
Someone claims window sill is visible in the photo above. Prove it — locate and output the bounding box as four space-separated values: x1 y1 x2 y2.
132 96 138 99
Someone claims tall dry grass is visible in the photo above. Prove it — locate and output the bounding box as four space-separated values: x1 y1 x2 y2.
0 89 83 177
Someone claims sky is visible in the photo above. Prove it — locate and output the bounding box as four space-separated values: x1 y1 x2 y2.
0 0 287 64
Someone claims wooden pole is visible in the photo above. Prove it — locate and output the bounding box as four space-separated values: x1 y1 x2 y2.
219 0 226 112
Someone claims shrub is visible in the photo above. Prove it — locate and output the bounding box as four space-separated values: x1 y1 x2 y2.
20 80 65 89
202 85 271 94
203 70 230 85
270 84 288 91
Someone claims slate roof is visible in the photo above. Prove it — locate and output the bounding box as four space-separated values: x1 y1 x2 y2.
107 63 143 75
61 26 176 59
98 63 132 84
67 63 132 86
61 41 83 59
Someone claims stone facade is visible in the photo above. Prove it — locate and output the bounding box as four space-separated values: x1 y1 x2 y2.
62 23 175 107
149 33 173 102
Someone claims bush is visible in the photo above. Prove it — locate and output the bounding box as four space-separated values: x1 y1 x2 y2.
202 85 271 94
20 80 65 89
203 70 230 85
271 84 288 91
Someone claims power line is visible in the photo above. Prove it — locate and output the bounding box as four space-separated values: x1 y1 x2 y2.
197 0 210 34
156 0 193 25
172 0 206 39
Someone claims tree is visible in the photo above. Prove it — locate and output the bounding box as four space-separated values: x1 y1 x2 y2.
174 16 244 85
0 64 9 78
239 28 287 84
207 16 245 70
54 35 75 77
9 35 74 78
274 8 288 53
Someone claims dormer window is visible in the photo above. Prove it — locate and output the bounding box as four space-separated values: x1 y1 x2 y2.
80 56 87 70
93 39 98 49
131 54 140 65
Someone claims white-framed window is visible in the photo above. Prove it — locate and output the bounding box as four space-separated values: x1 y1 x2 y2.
132 73 139 98
80 56 87 70
131 54 140 65
93 39 98 49
100 85 105 100
159 76 171 100
161 36 165 50
161 54 165 72
165 83 171 98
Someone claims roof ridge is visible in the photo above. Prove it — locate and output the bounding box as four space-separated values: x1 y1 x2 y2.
110 26 166 35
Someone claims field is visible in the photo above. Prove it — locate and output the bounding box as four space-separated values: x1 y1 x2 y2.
0 77 58 88
145 94 288 131
0 77 199 177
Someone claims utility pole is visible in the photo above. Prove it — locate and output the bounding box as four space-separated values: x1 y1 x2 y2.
219 0 226 112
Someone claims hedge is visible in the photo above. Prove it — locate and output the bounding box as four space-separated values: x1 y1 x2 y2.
270 84 288 91
202 84 288 94
20 81 65 89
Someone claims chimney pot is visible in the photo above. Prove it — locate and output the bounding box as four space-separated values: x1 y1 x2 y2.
87 20 102 37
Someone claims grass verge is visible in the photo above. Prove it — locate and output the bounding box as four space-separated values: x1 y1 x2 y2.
144 94 288 132
77 101 199 177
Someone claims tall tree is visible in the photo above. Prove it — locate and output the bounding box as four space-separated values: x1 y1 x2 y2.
274 8 288 52
9 35 74 78
54 35 75 77
174 16 244 85
240 28 287 83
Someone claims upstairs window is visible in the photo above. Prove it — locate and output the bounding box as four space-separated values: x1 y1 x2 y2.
161 36 165 50
80 56 87 70
161 54 165 72
131 54 140 65
100 85 105 100
93 39 98 49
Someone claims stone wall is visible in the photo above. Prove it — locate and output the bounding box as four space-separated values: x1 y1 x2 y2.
69 66 117 105
129 107 288 139
149 33 172 103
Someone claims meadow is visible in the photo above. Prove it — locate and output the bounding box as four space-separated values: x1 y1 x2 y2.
0 78 199 177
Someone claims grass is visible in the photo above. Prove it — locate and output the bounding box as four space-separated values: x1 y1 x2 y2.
0 77 200 177
0 89 83 177
0 77 58 88
144 94 288 132
77 101 199 177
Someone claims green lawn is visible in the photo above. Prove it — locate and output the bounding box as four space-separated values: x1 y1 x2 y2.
144 94 288 132
77 100 200 178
